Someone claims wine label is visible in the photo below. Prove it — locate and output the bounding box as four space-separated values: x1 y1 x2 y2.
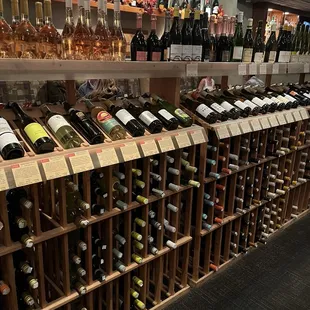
233 100 248 111
220 101 234 112
243 100 257 110
0 118 21 152
192 45 202 61
291 52 299 63
182 45 192 61
268 51 276 63
158 109 175 121
277 95 289 103
242 48 253 62
136 51 147 61
47 114 71 133
139 111 158 126
174 108 190 120
115 109 135 125
196 104 213 117
221 50 230 62
24 123 50 144
262 97 273 105
254 52 264 63
151 51 161 61
232 46 243 60
163 48 168 61
211 103 226 113
96 111 121 134
209 50 216 62
170 44 182 61
284 94 297 102
270 96 281 105
251 97 265 107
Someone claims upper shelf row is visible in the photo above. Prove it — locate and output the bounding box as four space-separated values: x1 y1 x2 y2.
1 60 310 81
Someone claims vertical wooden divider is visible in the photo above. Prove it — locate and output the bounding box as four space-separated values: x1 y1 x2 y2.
35 243 47 308
61 234 71 296
66 80 76 106
150 78 180 107
0 192 11 247
30 183 42 236
56 178 67 227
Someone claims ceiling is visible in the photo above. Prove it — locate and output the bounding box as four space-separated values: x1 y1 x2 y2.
249 0 310 12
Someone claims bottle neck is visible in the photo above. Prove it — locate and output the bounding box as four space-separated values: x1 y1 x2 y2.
222 20 228 35
21 13 29 22
78 6 85 24
12 103 28 120
36 17 43 27
85 9 91 27
216 22 222 36
65 7 74 24
45 16 52 26
210 21 215 35
114 11 121 28
136 17 142 30
229 21 235 36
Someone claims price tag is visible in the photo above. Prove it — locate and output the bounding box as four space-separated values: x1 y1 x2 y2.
276 113 286 125
186 63 198 77
239 120 252 134
304 63 310 73
250 119 262 131
119 142 140 162
174 131 191 148
156 136 175 152
268 115 279 127
284 112 294 123
11 161 42 187
293 110 302 122
139 139 159 157
216 125 230 139
259 63 268 74
67 150 94 174
272 63 279 74
228 123 241 136
300 108 309 120
259 117 271 129
188 129 206 144
0 169 9 191
40 156 70 181
96 148 119 167
238 64 247 75
249 63 258 75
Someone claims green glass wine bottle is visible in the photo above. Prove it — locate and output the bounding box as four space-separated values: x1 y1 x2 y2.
264 22 277 63
231 11 244 62
242 18 253 63
291 23 301 63
252 20 265 63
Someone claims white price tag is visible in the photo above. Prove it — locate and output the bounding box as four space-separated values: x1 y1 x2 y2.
174 131 191 148
216 125 230 139
0 169 9 191
240 120 252 134
40 156 70 181
250 119 262 131
228 123 241 136
186 63 198 77
300 108 309 120
139 139 160 157
272 63 279 74
119 142 141 162
293 111 302 122
285 112 294 123
11 161 42 187
249 63 258 75
188 129 206 144
304 63 310 73
259 63 268 75
268 115 279 127
238 64 247 75
67 150 94 174
276 114 287 125
156 136 175 152
259 117 271 129
96 148 119 167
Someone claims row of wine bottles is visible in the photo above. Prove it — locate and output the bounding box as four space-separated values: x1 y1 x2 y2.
181 82 310 125
0 94 193 160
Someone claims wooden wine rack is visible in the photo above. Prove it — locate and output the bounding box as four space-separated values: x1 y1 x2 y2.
0 60 310 309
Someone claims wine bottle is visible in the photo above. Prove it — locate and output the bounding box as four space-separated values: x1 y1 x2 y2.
0 116 24 160
67 107 104 145
40 104 83 149
104 99 145 137
215 15 223 61
232 12 244 62
151 94 193 127
264 22 277 63
169 6 182 61
161 11 170 61
242 18 253 63
252 20 265 63
147 14 161 61
201 12 210 62
11 102 54 154
7 188 33 209
276 24 290 63
138 96 179 130
192 9 202 61
130 13 147 61
218 15 230 62
209 14 217 62
181 8 192 61
291 23 301 63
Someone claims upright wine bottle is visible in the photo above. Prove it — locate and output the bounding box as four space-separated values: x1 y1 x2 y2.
291 23 301 63
181 8 192 61
84 99 126 140
11 102 54 154
209 14 217 62
228 16 235 59
130 13 147 61
160 11 170 61
242 18 253 63
215 15 222 61
231 11 244 61
40 105 83 149
264 22 277 63
147 14 161 61
201 12 210 62
67 107 104 145
252 20 265 63
298 24 306 62
276 24 289 63
192 9 202 61
300 25 309 62
169 6 182 61
217 14 230 62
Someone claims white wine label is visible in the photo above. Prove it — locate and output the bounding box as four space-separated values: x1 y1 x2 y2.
67 150 94 174
174 132 191 148
284 113 294 123
47 114 71 133
242 48 253 62
119 142 140 162
216 125 230 139
276 114 286 125
277 95 289 103
233 46 243 60
252 97 265 107
302 92 310 99
96 147 119 167
182 45 193 61
11 161 42 187
243 100 257 110
293 110 302 122
228 123 241 136
284 94 297 102
192 45 202 61
270 96 281 104
268 51 276 63
115 109 135 125
158 109 175 121
211 103 226 113
139 139 159 157
156 136 175 152
139 111 158 126
196 104 213 117
278 51 288 63
234 100 248 111
263 98 273 105
254 52 264 63
40 156 70 181
170 44 182 61
220 101 234 112
0 169 9 191
0 118 20 151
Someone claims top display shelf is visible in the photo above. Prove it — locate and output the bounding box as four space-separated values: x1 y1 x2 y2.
0 60 309 81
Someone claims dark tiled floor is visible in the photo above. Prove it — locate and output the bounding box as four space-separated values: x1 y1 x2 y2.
166 213 310 310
